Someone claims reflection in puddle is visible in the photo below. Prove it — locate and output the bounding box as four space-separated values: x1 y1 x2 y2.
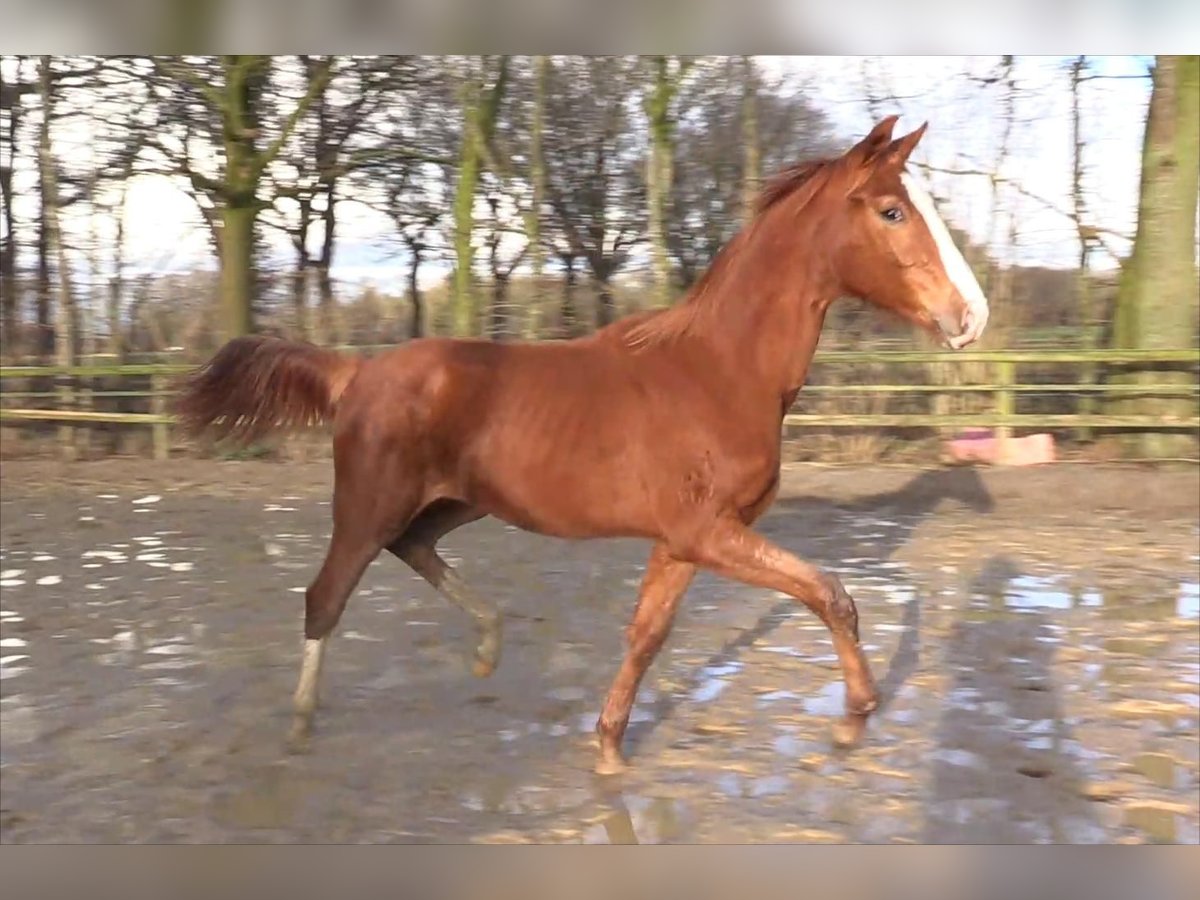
689 661 742 704
1123 802 1188 844
1178 582 1199 619
930 747 986 769
1005 575 1074 611
214 764 317 830
993 576 1200 620
0 635 30 680
583 794 690 844
757 689 799 706
1131 752 1183 790
773 731 803 758
803 681 845 717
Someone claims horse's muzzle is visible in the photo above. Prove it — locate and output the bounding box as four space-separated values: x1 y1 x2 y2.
936 307 986 350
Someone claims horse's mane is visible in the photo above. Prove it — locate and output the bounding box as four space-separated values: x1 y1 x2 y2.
619 156 838 350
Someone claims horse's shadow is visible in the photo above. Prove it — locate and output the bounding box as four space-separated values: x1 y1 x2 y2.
624 465 995 756
921 552 1102 842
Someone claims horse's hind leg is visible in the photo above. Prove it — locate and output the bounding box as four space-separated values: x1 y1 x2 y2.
288 521 383 744
289 461 421 745
387 500 502 678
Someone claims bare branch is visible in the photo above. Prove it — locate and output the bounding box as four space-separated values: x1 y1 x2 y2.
250 57 333 181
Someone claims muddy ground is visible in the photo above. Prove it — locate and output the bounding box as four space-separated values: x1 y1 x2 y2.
1 459 1197 843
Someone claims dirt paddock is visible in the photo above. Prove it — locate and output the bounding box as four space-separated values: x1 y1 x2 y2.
1 458 1197 843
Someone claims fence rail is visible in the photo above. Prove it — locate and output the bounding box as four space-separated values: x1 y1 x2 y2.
2 349 1197 460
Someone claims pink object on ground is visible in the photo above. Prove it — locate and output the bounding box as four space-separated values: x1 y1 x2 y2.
945 429 1055 466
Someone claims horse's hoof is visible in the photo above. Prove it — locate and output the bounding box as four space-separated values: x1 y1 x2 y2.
594 753 629 776
472 656 497 678
831 715 867 749
286 717 313 754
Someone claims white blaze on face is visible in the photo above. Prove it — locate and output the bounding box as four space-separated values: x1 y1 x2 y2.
900 172 989 348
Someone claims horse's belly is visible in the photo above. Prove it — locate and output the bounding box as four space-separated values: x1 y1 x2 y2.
466 449 658 541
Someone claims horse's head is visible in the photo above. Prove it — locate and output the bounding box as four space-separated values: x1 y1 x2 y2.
824 116 989 350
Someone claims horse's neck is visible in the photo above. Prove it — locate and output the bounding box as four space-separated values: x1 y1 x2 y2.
689 221 836 402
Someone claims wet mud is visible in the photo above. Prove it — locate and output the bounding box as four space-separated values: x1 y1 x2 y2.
1 460 1197 843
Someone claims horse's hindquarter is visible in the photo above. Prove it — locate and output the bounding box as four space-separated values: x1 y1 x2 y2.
440 340 782 541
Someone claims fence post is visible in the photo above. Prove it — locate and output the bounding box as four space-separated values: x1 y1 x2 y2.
151 373 168 461
56 368 76 461
995 359 1015 444
79 364 93 458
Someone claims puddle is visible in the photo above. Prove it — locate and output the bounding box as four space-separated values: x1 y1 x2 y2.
1178 582 1199 619
802 681 845 717
1130 752 1184 790
582 795 691 844
1004 575 1074 611
3 466 1198 843
689 661 743 704
756 689 799 706
1124 802 1190 844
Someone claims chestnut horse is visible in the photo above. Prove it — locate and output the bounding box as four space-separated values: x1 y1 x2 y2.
176 116 988 773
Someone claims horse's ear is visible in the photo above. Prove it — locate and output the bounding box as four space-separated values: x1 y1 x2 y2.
846 115 900 166
878 122 928 169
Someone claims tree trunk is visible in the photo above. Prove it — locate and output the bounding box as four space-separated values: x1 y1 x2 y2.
560 254 579 338
38 56 78 458
0 60 18 360
451 57 509 337
218 56 265 340
524 55 548 339
1069 57 1100 440
291 196 311 340
1112 55 1200 458
35 153 52 359
314 182 337 345
291 260 309 340
407 243 423 339
645 56 676 308
491 274 510 341
315 266 336 346
740 56 761 226
106 184 128 359
220 202 255 339
594 276 615 328
451 92 481 337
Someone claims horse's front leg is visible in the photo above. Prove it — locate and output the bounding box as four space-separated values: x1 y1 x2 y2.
595 543 696 774
676 517 878 747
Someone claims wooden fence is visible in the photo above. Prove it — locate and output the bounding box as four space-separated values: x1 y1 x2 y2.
1 349 1197 460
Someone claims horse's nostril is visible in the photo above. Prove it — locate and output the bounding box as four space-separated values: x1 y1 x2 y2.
935 309 967 339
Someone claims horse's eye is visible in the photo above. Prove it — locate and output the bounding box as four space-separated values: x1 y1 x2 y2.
880 207 905 223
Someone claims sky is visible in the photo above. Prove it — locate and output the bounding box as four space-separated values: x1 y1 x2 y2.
3 55 1156 294
765 55 1153 270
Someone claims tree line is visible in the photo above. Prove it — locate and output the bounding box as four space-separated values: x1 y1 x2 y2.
0 55 842 358
0 58 1195 391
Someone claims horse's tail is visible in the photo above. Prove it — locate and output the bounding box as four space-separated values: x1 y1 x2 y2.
174 335 361 447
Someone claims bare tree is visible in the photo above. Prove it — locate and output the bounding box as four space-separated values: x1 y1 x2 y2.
669 58 837 291
1 56 38 359
449 55 508 337
36 57 80 455
740 55 761 227
1111 55 1199 458
144 55 332 340
542 56 644 328
484 195 529 339
267 56 440 344
643 55 694 308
